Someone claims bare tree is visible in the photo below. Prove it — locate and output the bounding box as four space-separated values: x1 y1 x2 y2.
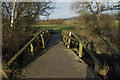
71 1 119 54
2 2 55 30
10 0 16 29
72 2 119 24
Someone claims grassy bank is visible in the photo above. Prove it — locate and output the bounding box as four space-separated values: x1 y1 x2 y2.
29 25 75 34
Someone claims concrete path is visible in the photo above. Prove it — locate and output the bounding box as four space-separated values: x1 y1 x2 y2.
20 34 95 78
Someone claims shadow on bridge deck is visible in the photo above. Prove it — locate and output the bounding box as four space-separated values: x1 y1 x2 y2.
20 33 96 78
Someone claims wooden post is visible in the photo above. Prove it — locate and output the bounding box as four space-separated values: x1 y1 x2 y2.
47 30 50 37
61 30 63 41
62 30 65 43
40 34 45 49
62 34 64 42
95 63 100 72
30 43 34 56
64 30 66 44
42 32 44 35
65 30 68 46
67 31 71 49
79 42 83 57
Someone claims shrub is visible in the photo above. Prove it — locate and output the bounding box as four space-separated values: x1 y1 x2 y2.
73 13 119 78
2 28 32 64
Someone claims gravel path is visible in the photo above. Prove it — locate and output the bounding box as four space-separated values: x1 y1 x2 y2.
20 33 94 78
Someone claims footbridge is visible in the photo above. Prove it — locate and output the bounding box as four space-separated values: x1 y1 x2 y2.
2 29 102 78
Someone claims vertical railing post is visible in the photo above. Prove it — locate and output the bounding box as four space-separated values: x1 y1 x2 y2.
67 31 71 49
62 30 63 39
65 30 68 46
47 30 50 37
38 35 41 47
30 43 34 56
64 30 66 43
65 30 67 45
40 34 45 49
63 30 65 43
79 42 83 57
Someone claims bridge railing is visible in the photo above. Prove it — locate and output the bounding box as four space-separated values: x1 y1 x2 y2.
2 29 50 78
61 29 102 72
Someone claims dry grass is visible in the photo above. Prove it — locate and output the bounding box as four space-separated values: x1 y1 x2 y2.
2 28 32 64
74 14 118 54
99 64 111 77
71 14 119 78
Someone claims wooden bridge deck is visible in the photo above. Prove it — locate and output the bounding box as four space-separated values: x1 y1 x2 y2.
20 34 95 78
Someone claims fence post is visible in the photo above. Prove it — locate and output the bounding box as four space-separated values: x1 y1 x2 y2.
62 30 65 43
30 43 34 56
65 30 67 46
79 42 83 57
67 31 69 45
67 31 71 49
38 35 41 47
65 30 67 45
40 34 45 49
47 30 50 37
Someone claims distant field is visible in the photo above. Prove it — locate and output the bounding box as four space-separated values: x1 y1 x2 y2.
29 25 76 33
